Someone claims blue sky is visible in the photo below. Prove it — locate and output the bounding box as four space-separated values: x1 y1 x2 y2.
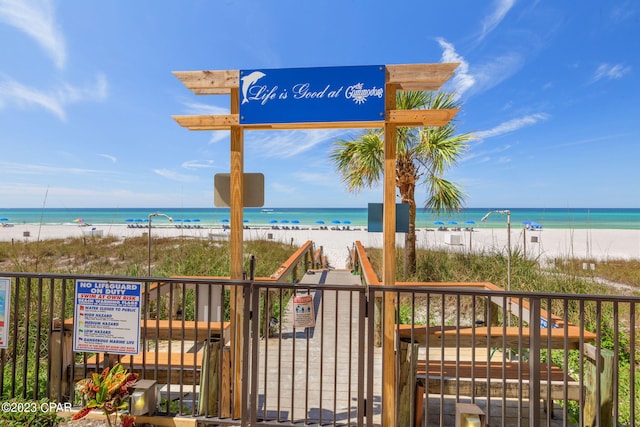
0 0 638 209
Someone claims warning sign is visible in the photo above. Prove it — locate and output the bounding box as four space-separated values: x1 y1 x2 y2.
293 294 315 329
73 280 142 355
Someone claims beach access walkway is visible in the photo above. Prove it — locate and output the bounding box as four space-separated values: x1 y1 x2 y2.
252 268 572 426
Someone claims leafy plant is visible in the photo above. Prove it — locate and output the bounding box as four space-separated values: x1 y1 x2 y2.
73 363 138 427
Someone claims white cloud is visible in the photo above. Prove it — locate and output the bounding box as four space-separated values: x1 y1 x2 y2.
98 154 117 163
182 160 215 170
209 131 229 144
0 74 108 120
249 129 346 158
471 53 525 95
590 63 631 83
0 0 66 69
292 171 338 187
478 0 516 41
153 168 197 182
271 182 296 194
437 38 475 98
0 161 112 176
476 113 549 140
181 100 229 115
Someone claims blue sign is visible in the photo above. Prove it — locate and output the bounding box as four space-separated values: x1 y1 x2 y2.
73 280 142 355
367 203 410 233
239 65 385 124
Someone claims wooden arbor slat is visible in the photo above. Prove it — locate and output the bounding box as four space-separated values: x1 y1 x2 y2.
172 109 458 130
173 63 458 94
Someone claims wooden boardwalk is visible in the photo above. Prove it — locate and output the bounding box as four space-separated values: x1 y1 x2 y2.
254 269 574 426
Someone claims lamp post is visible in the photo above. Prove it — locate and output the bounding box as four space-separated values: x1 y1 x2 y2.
481 210 511 326
148 213 173 275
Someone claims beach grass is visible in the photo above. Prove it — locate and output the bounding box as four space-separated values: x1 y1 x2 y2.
0 235 297 277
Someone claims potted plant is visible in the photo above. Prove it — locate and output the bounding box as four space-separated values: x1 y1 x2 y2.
72 363 139 427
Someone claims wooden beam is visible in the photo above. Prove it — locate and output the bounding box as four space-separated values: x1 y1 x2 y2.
387 109 459 127
173 64 459 94
386 63 459 91
173 115 384 131
173 70 238 94
173 114 238 129
173 109 458 131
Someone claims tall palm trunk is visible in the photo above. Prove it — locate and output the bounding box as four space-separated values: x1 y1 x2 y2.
397 155 417 277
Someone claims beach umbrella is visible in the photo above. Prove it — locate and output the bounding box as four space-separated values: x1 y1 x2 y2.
465 220 475 225
332 220 341 224
269 219 278 224
342 220 351 224
192 218 201 222
73 218 85 223
281 219 290 223
434 221 444 225
0 218 9 221
243 219 250 223
174 219 183 222
448 221 458 225
221 219 230 223
183 219 191 223
316 220 325 224
291 219 300 224
125 218 134 222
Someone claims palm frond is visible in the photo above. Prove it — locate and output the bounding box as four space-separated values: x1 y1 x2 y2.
425 175 466 214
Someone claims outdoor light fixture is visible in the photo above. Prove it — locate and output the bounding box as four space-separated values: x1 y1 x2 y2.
130 379 157 416
455 402 485 427
481 209 512 327
148 212 174 275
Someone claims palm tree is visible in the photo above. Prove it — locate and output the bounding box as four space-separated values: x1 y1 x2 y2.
331 91 472 276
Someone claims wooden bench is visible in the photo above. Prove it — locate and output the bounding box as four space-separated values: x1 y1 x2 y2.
398 324 596 350
64 318 230 341
74 351 206 384
396 323 593 426
417 359 580 401
63 318 230 384
413 359 580 426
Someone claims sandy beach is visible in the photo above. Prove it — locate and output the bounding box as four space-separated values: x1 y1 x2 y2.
2 223 639 270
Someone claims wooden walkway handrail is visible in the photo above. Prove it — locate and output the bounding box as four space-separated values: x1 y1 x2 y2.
266 240 314 282
354 241 381 286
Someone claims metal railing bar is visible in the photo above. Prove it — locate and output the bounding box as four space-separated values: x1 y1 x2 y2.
629 302 636 427
276 288 283 423
578 299 585 427
357 288 365 426
318 287 325 425
249 282 261 427
562 298 569 426
332 289 339 425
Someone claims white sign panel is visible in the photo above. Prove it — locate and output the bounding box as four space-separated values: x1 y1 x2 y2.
0 278 10 348
73 280 142 355
293 294 315 329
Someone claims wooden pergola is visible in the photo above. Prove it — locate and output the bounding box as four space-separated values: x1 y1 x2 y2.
173 63 458 426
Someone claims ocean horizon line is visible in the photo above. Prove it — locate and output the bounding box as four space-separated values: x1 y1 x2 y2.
1 207 639 230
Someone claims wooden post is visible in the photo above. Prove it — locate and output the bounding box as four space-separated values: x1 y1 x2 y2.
382 81 397 427
397 339 418 427
584 346 614 427
49 328 72 401
198 338 221 416
374 296 382 347
229 86 244 418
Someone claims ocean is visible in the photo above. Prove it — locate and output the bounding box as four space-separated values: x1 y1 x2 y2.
0 207 639 230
